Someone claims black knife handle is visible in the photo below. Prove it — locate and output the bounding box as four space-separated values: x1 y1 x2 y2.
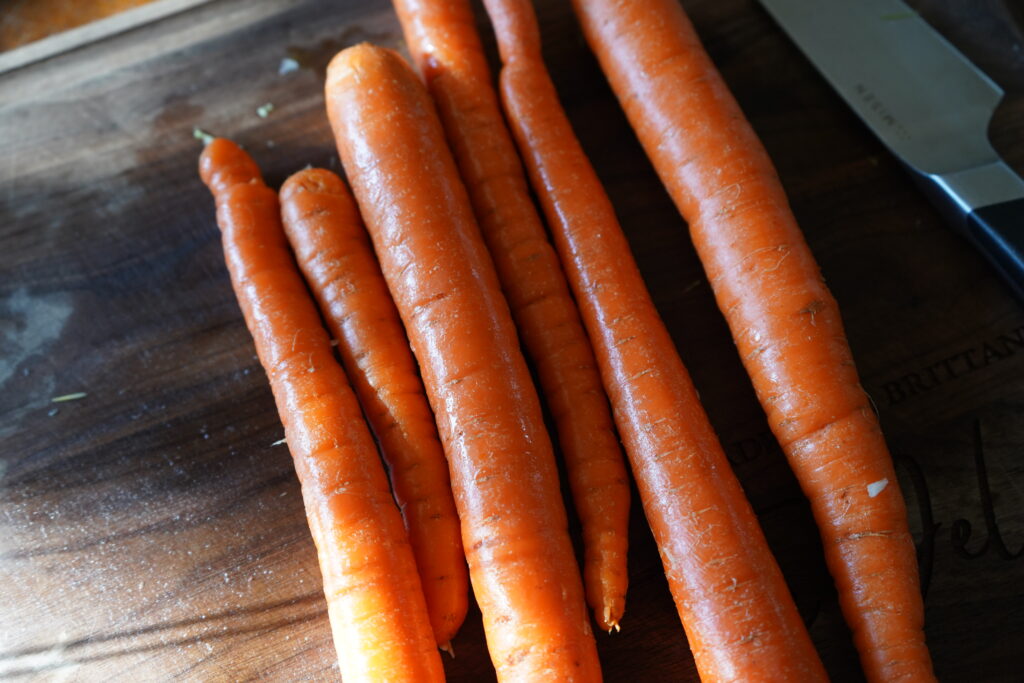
967 198 1024 302
908 160 1024 304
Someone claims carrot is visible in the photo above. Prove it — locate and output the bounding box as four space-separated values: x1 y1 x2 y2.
480 1 828 680
279 167 468 648
392 0 630 632
199 138 444 682
570 1 934 680
324 44 601 681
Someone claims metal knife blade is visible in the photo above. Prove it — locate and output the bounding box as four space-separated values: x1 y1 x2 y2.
758 0 1024 300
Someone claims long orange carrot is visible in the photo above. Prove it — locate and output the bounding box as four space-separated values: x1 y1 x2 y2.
481 2 827 680
571 1 934 680
199 139 444 682
279 167 468 648
392 0 630 632
324 44 601 681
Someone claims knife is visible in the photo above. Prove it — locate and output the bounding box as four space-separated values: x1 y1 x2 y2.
757 0 1024 300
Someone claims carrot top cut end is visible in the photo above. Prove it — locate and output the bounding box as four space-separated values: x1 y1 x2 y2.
199 137 263 197
325 43 408 94
280 167 348 202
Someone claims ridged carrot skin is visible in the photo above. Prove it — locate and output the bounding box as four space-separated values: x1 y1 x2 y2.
481 1 828 680
279 168 469 648
325 44 601 682
570 1 934 680
199 139 444 683
392 0 630 632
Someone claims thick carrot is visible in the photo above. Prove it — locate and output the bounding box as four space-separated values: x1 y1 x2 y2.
392 0 630 632
325 44 601 681
199 138 444 682
279 167 468 647
481 1 828 680
570 1 934 680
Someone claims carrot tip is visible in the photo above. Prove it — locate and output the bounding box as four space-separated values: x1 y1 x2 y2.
600 606 622 633
440 641 455 658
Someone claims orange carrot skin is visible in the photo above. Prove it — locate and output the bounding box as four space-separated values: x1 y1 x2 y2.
279 168 468 647
325 44 601 682
482 2 828 680
393 0 630 632
199 139 444 682
570 1 934 680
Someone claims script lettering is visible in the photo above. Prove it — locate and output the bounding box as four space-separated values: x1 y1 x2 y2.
879 325 1024 405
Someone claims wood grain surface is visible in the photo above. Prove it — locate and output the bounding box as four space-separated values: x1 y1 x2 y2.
2 0 1023 680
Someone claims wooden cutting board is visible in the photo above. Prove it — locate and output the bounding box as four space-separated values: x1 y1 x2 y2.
2 0 1022 679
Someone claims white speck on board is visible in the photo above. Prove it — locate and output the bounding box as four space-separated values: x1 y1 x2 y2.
279 57 299 75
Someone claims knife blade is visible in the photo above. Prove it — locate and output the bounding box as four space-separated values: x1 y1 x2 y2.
758 0 1024 301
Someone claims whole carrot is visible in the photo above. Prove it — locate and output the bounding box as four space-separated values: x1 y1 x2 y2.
324 44 601 681
481 1 828 680
571 1 934 680
279 167 468 648
392 0 630 632
199 139 444 682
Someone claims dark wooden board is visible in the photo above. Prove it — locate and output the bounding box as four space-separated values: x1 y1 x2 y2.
2 0 1023 679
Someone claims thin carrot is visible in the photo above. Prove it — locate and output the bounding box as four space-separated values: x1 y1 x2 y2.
279 167 468 648
392 0 630 632
199 138 444 682
324 44 601 681
481 1 828 680
570 1 934 680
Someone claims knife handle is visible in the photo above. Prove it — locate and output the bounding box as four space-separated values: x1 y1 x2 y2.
966 198 1024 302
913 159 1024 303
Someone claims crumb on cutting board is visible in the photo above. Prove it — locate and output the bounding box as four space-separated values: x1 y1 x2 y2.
51 392 87 403
279 57 299 75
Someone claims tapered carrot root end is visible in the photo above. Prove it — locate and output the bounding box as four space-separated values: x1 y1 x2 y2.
602 609 621 634
594 598 625 634
584 543 627 633
415 541 469 648
439 641 455 658
426 603 469 651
